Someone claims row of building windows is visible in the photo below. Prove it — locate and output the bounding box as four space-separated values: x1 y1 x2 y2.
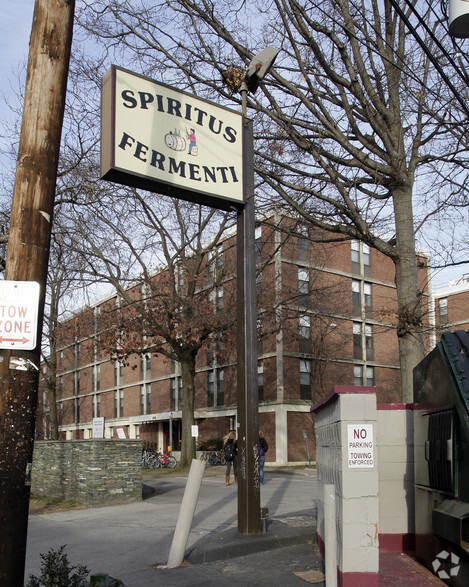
57 238 376 425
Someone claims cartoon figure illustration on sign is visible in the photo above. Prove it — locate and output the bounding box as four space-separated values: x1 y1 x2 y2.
186 127 198 156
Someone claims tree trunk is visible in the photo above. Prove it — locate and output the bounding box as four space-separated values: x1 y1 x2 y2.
179 351 196 467
0 1 74 584
392 187 425 403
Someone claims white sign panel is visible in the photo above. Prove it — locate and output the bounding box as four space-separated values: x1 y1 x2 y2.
191 425 199 437
0 281 40 350
347 424 374 468
92 417 105 439
101 66 245 209
116 428 126 439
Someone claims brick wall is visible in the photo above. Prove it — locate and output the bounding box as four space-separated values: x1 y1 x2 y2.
31 439 142 506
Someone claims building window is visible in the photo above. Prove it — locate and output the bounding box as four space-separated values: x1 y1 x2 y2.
364 282 372 318
140 385 145 415
114 389 124 418
298 225 309 263
208 371 214 406
217 369 224 406
256 272 263 299
298 268 310 308
353 279 372 318
209 286 223 311
257 317 263 356
140 353 151 380
351 240 360 274
209 246 223 283
353 322 362 359
255 225 262 259
353 365 374 386
74 398 80 423
74 371 80 395
93 364 100 391
351 240 371 277
352 279 361 316
171 377 182 411
207 369 224 406
115 361 123 386
300 359 312 399
140 384 151 415
363 244 371 277
354 365 363 386
146 383 151 413
258 362 264 401
439 298 448 324
299 314 312 354
365 324 374 360
74 342 80 365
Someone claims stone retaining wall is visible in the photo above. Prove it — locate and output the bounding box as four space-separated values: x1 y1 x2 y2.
31 440 142 506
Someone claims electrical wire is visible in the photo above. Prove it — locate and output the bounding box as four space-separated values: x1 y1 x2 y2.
392 0 469 116
304 0 464 115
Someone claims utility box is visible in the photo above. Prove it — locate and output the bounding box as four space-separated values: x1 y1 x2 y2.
414 330 469 585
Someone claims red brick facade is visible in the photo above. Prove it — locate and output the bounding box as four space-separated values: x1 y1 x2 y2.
38 215 431 464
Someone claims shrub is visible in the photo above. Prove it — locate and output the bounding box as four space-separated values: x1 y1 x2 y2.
26 545 89 587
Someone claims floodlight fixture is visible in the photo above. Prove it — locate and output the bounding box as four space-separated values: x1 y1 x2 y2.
449 0 469 37
244 46 280 93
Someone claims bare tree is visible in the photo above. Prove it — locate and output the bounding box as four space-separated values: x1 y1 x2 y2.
60 185 237 466
75 0 469 401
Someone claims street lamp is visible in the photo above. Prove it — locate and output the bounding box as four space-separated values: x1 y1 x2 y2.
236 46 279 535
240 46 280 115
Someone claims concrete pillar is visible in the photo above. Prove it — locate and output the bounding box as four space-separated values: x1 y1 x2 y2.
313 386 379 586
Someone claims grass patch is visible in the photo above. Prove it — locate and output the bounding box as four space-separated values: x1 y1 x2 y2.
29 495 87 515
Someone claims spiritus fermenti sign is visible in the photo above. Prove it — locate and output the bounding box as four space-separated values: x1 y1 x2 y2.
101 66 245 210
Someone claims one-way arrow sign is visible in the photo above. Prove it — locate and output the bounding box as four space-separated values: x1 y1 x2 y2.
0 281 40 350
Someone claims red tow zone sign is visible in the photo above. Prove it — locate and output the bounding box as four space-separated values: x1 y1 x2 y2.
0 281 40 350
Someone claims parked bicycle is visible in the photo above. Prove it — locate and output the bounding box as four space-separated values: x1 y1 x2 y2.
141 448 159 469
156 450 177 468
201 450 225 466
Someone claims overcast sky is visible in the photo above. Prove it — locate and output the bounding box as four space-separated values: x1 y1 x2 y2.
0 2 35 175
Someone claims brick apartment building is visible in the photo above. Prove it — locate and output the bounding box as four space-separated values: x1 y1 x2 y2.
431 274 469 346
38 213 431 465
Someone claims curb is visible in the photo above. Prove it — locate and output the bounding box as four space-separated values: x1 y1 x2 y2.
186 512 316 564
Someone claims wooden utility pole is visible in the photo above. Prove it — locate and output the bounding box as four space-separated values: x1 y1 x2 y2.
0 2 75 585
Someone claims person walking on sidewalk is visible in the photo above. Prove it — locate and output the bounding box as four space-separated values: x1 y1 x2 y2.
223 430 238 485
259 431 268 485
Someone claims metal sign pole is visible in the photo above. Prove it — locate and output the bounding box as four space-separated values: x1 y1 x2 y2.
237 115 260 534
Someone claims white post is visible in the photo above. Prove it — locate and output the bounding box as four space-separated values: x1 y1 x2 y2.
167 459 206 568
324 483 337 587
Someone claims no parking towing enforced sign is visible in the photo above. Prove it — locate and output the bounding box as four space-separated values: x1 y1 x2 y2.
348 424 374 468
0 281 40 350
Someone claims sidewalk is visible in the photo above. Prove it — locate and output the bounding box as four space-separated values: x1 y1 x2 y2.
25 466 444 586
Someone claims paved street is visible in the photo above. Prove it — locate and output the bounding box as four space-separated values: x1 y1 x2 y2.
25 467 321 586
